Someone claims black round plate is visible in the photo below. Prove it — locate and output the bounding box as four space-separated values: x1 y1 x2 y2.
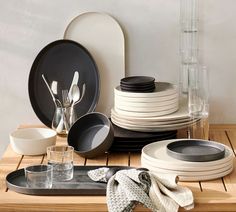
120 76 155 86
111 121 177 140
28 40 99 127
166 140 225 162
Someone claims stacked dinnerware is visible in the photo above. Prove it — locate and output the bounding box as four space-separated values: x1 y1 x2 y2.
111 78 199 132
109 122 177 152
120 76 156 92
141 139 234 181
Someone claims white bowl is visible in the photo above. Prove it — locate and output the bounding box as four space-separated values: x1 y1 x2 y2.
10 128 57 155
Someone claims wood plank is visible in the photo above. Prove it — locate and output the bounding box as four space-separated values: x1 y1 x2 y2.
129 152 141 167
86 153 108 166
0 145 23 191
177 128 188 138
107 152 129 166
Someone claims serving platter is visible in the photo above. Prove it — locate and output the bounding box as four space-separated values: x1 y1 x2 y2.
64 12 125 117
28 40 99 127
6 166 129 196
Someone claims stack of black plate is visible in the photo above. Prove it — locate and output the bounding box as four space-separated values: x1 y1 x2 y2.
109 122 177 152
120 76 155 92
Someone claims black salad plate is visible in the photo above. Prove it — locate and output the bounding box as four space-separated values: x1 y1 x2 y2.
120 76 155 86
6 166 130 196
28 40 99 127
166 140 225 162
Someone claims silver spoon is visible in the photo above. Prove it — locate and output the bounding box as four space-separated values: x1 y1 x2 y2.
74 83 86 105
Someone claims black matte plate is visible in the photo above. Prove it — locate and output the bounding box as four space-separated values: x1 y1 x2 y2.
6 166 131 196
166 140 225 162
113 133 177 145
120 76 155 86
28 40 99 127
120 86 155 93
111 121 177 140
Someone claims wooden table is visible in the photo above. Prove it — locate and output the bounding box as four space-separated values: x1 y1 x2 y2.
0 124 236 211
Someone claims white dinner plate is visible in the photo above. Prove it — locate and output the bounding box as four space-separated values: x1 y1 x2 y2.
114 92 179 103
114 100 179 113
64 12 125 117
146 165 233 181
115 97 179 107
111 97 189 121
111 115 199 128
141 155 234 172
141 139 234 169
111 113 193 125
111 117 199 132
114 105 179 117
115 82 178 98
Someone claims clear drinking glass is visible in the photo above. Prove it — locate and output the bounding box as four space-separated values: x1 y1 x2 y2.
188 66 209 140
24 164 53 188
52 106 76 136
47 145 74 181
188 66 209 118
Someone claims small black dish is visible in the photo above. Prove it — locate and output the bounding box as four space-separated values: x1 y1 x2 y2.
68 112 114 158
166 139 225 162
120 76 155 86
120 84 156 92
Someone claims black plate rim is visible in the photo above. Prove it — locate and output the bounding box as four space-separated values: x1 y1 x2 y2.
28 39 100 127
166 140 226 162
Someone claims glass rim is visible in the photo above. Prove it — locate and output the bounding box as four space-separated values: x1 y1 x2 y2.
47 145 74 153
24 164 53 173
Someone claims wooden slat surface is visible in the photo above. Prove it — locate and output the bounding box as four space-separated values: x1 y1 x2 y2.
1 124 236 211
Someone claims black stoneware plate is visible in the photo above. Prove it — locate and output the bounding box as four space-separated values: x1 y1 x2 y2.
120 76 155 86
28 40 99 127
113 133 177 145
111 121 177 140
166 140 225 162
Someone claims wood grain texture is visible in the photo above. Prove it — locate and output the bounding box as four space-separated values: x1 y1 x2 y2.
1 124 236 211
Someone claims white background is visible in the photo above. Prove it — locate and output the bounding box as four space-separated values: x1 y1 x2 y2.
0 0 235 157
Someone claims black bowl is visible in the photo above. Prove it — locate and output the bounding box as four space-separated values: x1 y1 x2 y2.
68 112 114 158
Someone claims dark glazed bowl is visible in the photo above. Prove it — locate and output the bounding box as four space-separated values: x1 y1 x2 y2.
68 112 114 158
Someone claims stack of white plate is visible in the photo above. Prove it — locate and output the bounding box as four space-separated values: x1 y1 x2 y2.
112 82 198 132
141 139 234 181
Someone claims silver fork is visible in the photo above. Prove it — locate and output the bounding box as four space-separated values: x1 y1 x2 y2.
62 89 70 107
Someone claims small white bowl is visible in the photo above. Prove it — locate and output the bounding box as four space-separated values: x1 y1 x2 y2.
9 128 57 155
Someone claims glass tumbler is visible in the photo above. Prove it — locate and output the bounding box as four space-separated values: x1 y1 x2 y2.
52 106 76 136
24 164 53 188
47 145 74 181
188 66 209 140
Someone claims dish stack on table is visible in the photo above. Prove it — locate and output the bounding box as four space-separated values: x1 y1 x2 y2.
109 122 177 152
141 139 234 181
110 76 183 152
